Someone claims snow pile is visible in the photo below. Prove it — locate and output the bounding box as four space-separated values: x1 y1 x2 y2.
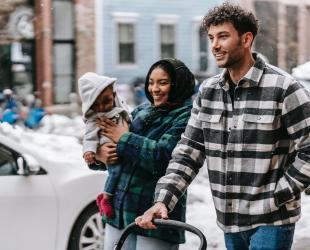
0 120 85 167
37 114 85 141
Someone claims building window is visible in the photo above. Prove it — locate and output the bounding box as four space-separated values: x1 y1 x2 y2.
52 0 74 103
0 45 12 90
118 23 135 64
160 24 175 58
0 4 35 96
0 41 34 95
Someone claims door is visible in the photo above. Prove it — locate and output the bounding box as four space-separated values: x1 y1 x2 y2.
0 144 57 250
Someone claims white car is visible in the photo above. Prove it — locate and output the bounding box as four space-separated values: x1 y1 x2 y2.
0 123 106 250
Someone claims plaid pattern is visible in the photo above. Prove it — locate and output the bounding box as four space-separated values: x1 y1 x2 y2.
104 99 192 244
154 55 310 233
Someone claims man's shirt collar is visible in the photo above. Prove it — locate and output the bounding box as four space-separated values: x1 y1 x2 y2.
218 53 267 90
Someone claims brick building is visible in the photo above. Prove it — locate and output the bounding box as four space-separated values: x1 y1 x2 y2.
1 0 223 106
2 1 309 106
239 0 310 72
0 0 96 105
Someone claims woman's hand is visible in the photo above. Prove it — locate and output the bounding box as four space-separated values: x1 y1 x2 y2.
97 116 129 143
95 142 119 165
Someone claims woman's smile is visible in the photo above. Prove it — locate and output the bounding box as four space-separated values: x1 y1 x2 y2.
148 67 171 107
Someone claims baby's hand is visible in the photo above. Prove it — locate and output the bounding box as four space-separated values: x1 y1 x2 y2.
83 151 96 165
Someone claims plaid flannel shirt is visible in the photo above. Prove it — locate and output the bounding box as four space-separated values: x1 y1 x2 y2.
104 99 192 244
154 55 310 233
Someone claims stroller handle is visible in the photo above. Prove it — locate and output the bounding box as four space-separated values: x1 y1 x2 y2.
114 219 207 250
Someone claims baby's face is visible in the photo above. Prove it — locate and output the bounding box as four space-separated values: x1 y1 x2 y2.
91 86 115 112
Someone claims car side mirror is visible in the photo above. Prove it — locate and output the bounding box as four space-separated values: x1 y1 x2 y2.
17 154 40 176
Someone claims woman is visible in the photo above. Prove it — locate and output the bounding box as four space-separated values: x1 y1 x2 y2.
96 58 195 250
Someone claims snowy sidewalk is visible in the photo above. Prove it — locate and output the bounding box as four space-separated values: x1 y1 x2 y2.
182 167 310 250
293 238 310 250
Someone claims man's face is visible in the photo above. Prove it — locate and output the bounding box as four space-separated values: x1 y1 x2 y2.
208 22 245 68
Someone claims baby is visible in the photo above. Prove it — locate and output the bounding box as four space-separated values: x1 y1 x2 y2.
78 72 130 218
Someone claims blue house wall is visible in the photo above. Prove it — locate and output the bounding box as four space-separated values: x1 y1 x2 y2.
100 0 221 85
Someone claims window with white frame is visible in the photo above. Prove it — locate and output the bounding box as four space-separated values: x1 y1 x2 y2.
160 24 175 58
118 23 135 64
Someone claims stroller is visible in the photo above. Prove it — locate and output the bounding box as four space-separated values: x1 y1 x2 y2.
114 219 207 250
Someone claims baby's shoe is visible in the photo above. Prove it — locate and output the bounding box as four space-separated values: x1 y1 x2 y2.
96 193 104 216
88 160 106 171
96 193 115 218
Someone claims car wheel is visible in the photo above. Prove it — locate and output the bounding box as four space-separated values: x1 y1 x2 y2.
68 204 105 250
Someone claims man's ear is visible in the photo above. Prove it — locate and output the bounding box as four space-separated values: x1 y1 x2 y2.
243 32 254 48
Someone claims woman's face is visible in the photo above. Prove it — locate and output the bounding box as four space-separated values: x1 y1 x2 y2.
148 67 171 107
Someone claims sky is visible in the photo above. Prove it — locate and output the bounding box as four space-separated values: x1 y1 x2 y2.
1 115 309 250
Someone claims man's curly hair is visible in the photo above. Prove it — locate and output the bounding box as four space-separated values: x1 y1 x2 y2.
202 2 259 38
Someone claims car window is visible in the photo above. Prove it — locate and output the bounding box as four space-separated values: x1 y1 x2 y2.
0 145 18 176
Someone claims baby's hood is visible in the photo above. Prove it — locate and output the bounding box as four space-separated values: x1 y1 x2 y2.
78 72 123 118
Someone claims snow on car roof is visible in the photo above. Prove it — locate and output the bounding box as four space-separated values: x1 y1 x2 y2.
292 61 310 79
0 122 86 168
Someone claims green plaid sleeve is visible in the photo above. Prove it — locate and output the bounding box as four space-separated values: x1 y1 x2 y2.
117 111 190 175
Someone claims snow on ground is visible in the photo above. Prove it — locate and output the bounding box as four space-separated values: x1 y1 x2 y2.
38 114 85 142
182 167 310 250
3 114 310 250
180 166 225 250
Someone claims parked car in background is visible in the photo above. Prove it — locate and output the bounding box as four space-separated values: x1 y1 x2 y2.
292 61 310 90
0 123 106 250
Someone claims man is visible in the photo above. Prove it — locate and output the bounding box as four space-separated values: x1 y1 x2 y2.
135 3 310 250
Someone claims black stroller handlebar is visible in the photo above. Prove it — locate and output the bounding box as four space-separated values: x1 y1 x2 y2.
114 219 207 250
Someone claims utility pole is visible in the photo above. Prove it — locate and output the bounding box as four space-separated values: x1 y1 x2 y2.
34 0 53 106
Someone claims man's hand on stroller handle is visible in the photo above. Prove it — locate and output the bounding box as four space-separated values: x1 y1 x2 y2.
135 202 168 229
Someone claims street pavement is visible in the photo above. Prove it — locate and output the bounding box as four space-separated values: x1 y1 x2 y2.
293 238 310 250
